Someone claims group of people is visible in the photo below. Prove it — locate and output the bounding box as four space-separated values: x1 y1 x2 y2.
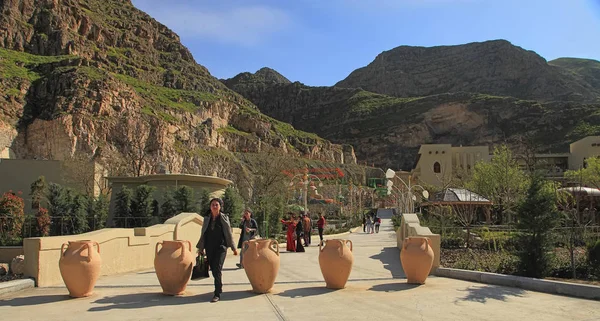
281 212 327 252
195 199 327 303
363 212 381 234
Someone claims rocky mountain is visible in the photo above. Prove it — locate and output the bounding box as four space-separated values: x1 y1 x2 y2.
549 58 600 91
335 40 600 102
224 48 600 170
223 67 291 88
0 0 359 194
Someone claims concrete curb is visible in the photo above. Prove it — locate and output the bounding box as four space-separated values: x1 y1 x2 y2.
0 278 35 296
434 267 600 301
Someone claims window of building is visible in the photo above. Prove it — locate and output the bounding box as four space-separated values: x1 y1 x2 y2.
433 162 441 173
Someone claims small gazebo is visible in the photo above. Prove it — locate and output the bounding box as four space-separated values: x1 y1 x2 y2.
423 188 493 224
557 186 600 224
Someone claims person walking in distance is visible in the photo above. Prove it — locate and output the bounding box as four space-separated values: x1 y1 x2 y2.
237 208 258 269
374 215 381 233
362 215 367 233
317 213 326 245
196 198 238 303
302 213 312 246
365 215 374 234
281 213 297 252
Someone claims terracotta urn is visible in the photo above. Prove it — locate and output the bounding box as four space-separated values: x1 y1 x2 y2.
400 237 434 284
59 240 102 298
242 239 280 293
154 240 194 295
318 239 354 289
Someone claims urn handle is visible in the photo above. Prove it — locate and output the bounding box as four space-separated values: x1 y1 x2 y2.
184 240 192 253
155 241 163 255
242 240 250 255
345 240 353 252
60 243 69 257
423 237 431 250
402 237 410 251
82 242 93 262
93 241 101 254
338 240 344 257
269 239 280 256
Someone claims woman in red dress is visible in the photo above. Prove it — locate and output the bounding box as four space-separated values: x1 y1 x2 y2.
281 213 297 252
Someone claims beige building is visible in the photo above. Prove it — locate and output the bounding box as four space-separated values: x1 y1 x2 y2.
412 136 600 187
569 136 600 170
0 159 64 211
106 174 233 226
0 158 108 210
411 144 491 187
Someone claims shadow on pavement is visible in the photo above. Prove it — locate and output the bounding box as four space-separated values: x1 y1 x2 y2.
88 290 255 311
368 283 420 292
276 286 335 298
455 285 526 304
370 247 405 278
0 294 71 306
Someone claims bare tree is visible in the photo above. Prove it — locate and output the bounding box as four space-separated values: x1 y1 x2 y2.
116 115 154 177
513 133 540 174
62 152 96 196
451 194 479 249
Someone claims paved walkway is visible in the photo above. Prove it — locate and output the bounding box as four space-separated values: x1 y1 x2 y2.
1 212 599 320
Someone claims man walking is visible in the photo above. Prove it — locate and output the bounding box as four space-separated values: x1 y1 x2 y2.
237 208 258 269
317 212 326 245
302 213 312 246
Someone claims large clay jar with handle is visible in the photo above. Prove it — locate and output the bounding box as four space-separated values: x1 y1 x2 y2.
400 237 434 284
319 239 354 289
59 240 102 298
154 240 194 295
242 239 280 293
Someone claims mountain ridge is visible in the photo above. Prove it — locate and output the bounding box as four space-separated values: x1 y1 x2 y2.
223 40 600 169
334 39 600 102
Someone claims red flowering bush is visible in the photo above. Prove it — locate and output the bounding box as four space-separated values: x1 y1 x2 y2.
0 191 25 240
36 207 51 237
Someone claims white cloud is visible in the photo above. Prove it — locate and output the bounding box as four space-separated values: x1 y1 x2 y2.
133 1 292 46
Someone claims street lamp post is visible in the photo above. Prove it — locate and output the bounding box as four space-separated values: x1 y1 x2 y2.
385 169 429 213
289 166 324 217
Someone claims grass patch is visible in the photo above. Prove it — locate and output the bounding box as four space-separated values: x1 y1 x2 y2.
113 73 218 112
5 88 22 98
0 47 73 81
568 120 600 139
217 125 251 137
348 90 421 114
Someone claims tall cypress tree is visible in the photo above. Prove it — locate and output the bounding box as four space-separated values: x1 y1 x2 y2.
222 186 244 225
516 173 560 278
114 187 133 227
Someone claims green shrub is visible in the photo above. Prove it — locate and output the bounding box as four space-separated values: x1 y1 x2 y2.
588 240 600 277
549 247 591 279
441 235 463 249
448 249 518 275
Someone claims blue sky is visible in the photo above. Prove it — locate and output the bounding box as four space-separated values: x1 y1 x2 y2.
131 0 600 86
